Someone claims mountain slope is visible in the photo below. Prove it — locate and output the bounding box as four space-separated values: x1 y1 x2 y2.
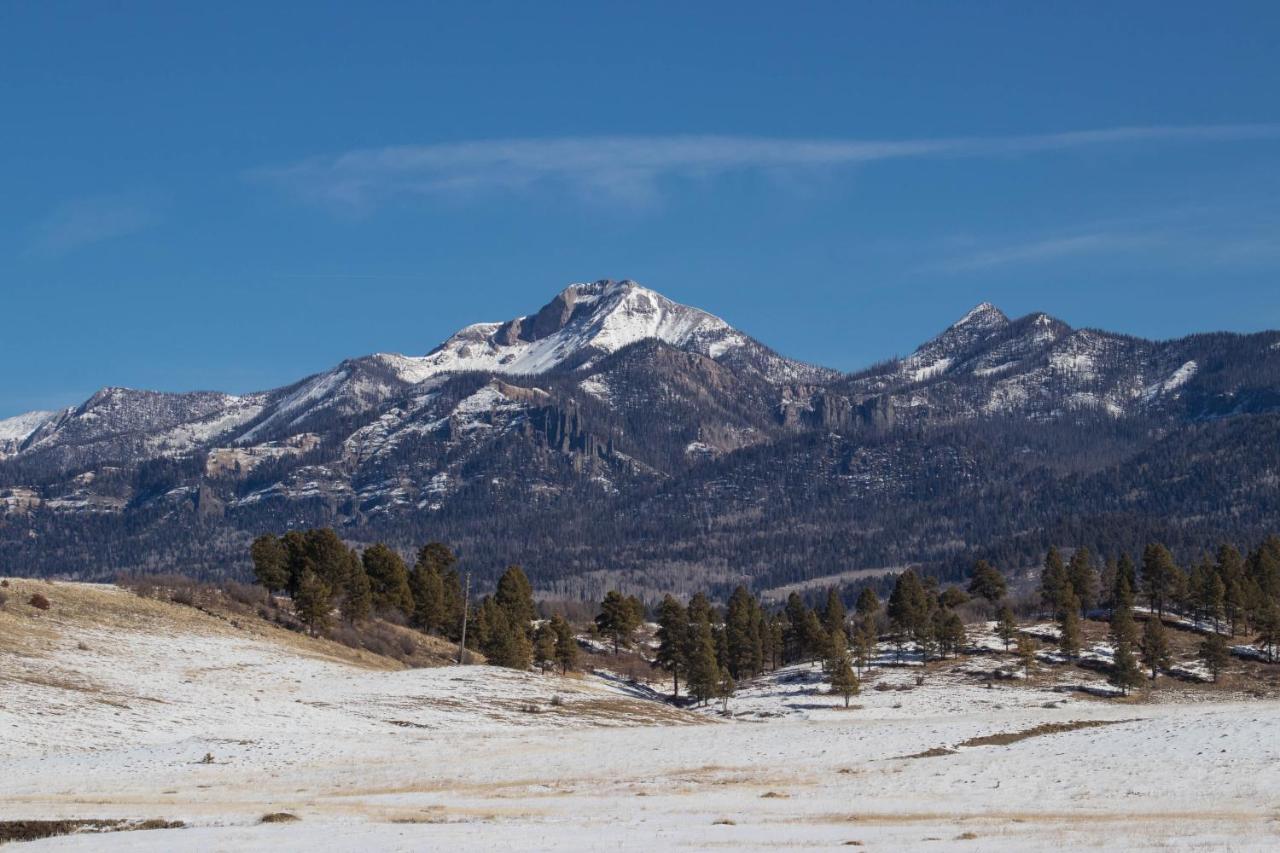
2 282 1279 593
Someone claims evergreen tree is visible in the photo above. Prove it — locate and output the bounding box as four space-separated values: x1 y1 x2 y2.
768 613 785 671
996 605 1018 651
802 608 829 666
551 614 579 674
409 542 454 633
1216 543 1246 635
340 549 372 624
937 610 966 658
294 568 333 636
1247 535 1280 604
1016 634 1038 679
250 534 289 592
827 629 860 707
783 592 808 663
1040 546 1069 616
596 590 640 655
716 666 736 713
654 595 688 697
726 585 760 679
495 565 536 628
1140 616 1172 680
534 622 557 674
888 570 929 639
1058 591 1082 661
1255 600 1280 663
855 586 881 622
478 596 534 670
852 620 875 676
1116 552 1138 598
938 586 969 611
362 543 414 615
1141 542 1178 618
1067 547 1098 616
967 559 1007 604
1108 587 1143 695
686 619 720 706
440 567 465 641
1198 631 1229 683
822 587 847 636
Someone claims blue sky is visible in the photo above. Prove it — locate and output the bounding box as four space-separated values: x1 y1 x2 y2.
2 2 1279 417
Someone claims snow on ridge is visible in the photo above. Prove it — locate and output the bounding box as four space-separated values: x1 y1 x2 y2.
1142 360 1198 402
950 301 1008 330
384 279 751 381
0 410 56 443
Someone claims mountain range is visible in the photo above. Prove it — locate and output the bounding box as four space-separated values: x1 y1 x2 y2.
4 279 1279 598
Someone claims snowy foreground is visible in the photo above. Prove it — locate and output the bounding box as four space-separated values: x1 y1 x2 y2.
3 583 1280 851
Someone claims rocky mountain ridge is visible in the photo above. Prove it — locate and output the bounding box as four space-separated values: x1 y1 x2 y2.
3 280 1278 595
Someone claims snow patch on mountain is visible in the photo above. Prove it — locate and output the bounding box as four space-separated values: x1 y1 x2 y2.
1143 360 1198 401
400 280 751 378
0 410 56 443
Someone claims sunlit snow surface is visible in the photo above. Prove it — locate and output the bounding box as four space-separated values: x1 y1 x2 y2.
4 586 1280 851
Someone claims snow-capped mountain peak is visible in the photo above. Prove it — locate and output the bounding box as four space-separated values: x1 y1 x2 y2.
407 279 748 378
950 301 1009 331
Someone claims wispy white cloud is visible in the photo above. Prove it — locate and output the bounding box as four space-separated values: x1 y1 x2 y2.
924 232 1166 273
255 124 1280 211
31 192 162 255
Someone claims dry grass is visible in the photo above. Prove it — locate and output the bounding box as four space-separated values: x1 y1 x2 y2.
957 719 1130 748
0 818 184 844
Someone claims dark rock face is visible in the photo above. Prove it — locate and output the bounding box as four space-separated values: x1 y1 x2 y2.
2 284 1279 596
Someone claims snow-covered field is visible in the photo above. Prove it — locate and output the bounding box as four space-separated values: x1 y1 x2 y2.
3 581 1280 851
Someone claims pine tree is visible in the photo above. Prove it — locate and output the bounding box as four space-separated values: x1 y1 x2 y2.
551 614 578 674
495 565 535 628
888 570 928 639
409 542 454 633
340 549 372 623
1198 631 1229 683
827 629 860 707
1216 543 1246 635
686 619 720 706
294 568 333 636
716 666 735 714
823 587 846 636
996 605 1018 651
1058 592 1082 661
967 559 1007 604
855 586 880 621
783 592 808 663
726 585 759 679
654 595 688 697
1255 600 1280 663
803 609 829 666
937 611 966 658
1116 552 1138 597
534 623 557 674
362 543 414 615
852 620 875 675
1140 616 1172 680
596 590 640 655
938 586 969 611
1141 542 1178 618
1040 546 1069 616
1016 634 1038 679
1067 547 1098 617
440 568 465 641
250 534 289 592
479 596 533 670
1108 588 1143 695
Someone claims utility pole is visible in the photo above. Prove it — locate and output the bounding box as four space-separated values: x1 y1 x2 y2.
457 570 471 665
